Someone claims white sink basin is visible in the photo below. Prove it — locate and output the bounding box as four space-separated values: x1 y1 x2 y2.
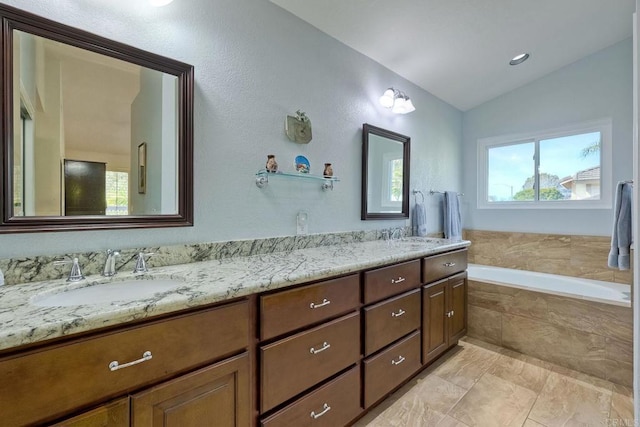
31 279 183 307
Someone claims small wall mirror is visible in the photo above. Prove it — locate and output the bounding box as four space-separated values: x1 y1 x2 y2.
1 4 194 233
361 123 410 220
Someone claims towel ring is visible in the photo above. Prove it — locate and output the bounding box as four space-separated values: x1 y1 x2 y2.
412 189 425 203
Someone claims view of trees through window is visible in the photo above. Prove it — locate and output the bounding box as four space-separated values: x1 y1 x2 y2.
105 171 129 215
487 131 601 203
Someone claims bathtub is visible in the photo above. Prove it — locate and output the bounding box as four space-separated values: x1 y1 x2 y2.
467 263 631 307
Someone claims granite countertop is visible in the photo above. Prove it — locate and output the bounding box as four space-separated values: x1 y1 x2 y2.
0 237 469 352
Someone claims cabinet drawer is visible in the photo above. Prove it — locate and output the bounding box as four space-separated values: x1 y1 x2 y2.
261 366 361 427
261 312 360 413
261 274 360 340
364 289 420 356
422 249 467 283
363 330 421 408
0 300 249 427
363 259 421 304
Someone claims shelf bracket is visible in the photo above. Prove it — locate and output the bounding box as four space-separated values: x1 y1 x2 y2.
256 175 269 188
321 180 334 191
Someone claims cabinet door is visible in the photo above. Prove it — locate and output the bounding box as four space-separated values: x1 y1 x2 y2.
448 274 467 343
131 353 250 427
51 398 129 427
422 280 448 364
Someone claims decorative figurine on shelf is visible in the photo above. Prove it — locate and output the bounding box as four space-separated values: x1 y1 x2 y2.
265 154 278 173
323 163 333 178
295 155 310 173
285 110 312 144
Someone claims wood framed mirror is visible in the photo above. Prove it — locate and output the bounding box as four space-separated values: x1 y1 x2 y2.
0 4 194 233
361 124 410 220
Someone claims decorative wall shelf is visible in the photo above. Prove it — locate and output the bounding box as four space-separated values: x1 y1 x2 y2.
255 170 339 191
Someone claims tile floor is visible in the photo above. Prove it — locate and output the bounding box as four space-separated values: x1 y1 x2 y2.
354 337 635 427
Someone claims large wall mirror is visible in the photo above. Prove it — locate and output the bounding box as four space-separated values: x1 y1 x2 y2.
1 4 194 233
361 123 410 220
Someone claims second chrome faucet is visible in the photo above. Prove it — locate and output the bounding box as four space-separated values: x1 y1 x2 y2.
103 249 120 277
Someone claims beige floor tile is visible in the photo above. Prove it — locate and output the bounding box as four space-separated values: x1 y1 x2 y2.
355 371 467 426
528 372 611 426
549 364 613 395
487 352 552 393
449 373 537 426
523 420 547 427
609 384 634 426
431 342 501 390
438 415 470 426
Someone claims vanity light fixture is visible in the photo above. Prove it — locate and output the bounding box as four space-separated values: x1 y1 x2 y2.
509 53 530 66
148 0 174 6
379 88 415 114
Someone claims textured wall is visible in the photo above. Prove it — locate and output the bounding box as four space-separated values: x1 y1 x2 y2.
462 39 633 236
0 0 463 258
463 229 632 284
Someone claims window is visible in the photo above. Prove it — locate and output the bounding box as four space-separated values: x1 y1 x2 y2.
105 171 129 215
382 153 403 207
477 119 612 209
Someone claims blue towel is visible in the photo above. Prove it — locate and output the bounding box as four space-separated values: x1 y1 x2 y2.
412 203 427 237
444 191 462 240
608 181 632 270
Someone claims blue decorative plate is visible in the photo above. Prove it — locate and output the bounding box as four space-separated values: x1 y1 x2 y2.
295 155 310 174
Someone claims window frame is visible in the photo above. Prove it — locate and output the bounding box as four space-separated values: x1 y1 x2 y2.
477 118 612 210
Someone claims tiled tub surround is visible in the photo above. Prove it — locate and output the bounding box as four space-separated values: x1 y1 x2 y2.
0 228 426 287
463 229 633 285
467 277 633 387
0 236 468 352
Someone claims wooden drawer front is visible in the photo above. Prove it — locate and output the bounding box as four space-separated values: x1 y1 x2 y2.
363 330 421 408
363 259 421 304
422 249 467 284
261 366 361 427
261 274 360 340
364 289 420 356
261 312 360 413
0 301 249 427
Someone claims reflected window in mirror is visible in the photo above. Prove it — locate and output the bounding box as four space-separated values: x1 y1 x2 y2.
1 4 193 232
361 124 410 220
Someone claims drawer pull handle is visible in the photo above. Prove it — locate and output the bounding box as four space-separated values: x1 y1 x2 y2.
108 351 152 372
391 276 406 284
391 309 406 317
444 262 456 267
310 403 331 419
310 298 331 309
391 355 405 366
310 342 331 355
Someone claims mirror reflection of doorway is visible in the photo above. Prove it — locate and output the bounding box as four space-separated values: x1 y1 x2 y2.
63 159 106 215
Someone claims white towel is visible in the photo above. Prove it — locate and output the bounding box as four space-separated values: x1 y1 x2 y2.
608 181 632 270
444 191 462 240
412 203 427 237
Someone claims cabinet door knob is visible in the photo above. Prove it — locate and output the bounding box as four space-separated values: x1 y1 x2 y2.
310 341 331 355
391 309 406 318
309 298 331 309
310 403 331 419
108 351 152 372
391 355 405 365
391 276 406 284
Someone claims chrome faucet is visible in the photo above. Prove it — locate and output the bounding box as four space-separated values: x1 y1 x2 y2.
103 249 121 277
53 257 85 282
133 252 154 274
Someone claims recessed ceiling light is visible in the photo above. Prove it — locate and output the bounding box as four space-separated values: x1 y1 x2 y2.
149 0 174 6
509 53 530 66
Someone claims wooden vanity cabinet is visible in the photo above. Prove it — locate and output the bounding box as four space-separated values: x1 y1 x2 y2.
0 300 251 427
50 397 130 427
422 272 467 364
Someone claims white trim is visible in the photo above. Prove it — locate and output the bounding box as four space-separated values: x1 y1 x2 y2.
477 118 613 210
